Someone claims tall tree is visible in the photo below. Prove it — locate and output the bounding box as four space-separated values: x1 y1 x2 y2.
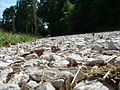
2 0 120 36
15 0 45 35
32 0 37 35
56 0 74 35
15 0 31 33
71 0 94 34
37 0 75 36
2 6 16 32
71 0 120 33
37 0 65 36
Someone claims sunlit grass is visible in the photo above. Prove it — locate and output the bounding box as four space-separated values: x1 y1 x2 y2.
0 29 40 47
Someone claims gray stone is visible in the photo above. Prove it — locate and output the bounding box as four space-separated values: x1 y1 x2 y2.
50 54 62 61
106 41 118 50
92 44 102 51
115 56 120 64
87 59 105 66
61 71 74 78
42 69 61 82
84 36 90 41
52 79 64 89
25 67 43 82
118 82 120 90
34 82 56 90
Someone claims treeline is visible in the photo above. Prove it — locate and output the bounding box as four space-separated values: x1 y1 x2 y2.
1 0 120 36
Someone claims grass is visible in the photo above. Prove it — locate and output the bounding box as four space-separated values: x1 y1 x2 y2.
0 29 40 47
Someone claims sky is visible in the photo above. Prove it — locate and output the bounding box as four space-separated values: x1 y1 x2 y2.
0 0 16 18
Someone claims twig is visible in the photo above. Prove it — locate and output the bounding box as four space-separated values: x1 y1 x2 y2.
92 32 95 42
103 70 110 79
70 65 81 86
111 78 116 83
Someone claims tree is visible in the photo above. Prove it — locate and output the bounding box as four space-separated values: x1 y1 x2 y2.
15 0 45 35
37 0 65 36
32 0 37 35
89 0 120 31
2 6 16 32
37 0 75 36
15 0 33 34
2 0 120 36
56 0 74 35
71 0 94 34
71 0 120 33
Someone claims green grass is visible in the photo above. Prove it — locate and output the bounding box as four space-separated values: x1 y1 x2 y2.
0 29 40 47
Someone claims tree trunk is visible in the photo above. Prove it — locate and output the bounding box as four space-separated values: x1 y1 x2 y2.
32 0 37 35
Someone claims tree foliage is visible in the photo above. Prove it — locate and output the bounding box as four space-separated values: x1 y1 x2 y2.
1 0 120 36
71 0 120 33
15 0 44 35
2 0 46 36
2 6 16 32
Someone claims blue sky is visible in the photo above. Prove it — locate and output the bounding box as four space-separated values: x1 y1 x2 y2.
0 0 16 18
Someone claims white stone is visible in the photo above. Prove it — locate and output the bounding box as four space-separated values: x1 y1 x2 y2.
98 55 117 63
0 67 13 83
66 53 82 61
8 71 29 86
26 80 38 88
73 80 109 90
23 59 46 67
79 49 91 56
40 54 51 61
76 42 86 49
0 54 5 59
3 55 13 62
19 48 29 56
26 53 38 59
14 56 25 61
0 61 11 67
0 31 119 90
0 84 20 90
50 60 69 68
